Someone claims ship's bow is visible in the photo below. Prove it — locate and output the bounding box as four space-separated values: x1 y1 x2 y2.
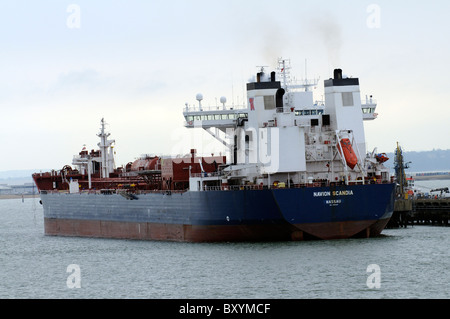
272 183 395 240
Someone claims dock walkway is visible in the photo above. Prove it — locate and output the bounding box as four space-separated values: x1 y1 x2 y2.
388 198 450 228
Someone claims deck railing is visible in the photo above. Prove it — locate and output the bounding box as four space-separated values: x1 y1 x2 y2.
39 177 389 195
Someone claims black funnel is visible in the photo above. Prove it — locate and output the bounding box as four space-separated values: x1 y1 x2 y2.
334 69 343 80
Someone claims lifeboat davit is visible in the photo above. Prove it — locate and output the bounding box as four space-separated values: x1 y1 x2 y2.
337 138 358 169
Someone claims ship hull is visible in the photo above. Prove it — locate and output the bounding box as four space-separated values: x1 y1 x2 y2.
40 183 395 242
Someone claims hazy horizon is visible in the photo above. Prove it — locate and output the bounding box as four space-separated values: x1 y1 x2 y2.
1 149 449 185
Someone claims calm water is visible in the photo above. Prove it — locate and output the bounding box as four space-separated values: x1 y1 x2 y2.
0 197 448 299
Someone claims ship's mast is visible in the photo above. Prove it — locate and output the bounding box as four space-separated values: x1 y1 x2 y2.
97 118 115 178
277 58 293 95
277 58 319 92
276 58 319 111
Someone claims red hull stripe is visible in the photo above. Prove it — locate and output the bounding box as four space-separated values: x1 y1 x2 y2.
44 218 391 242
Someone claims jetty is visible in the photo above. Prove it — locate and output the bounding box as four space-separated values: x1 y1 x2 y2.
412 198 450 226
387 143 450 228
388 198 450 228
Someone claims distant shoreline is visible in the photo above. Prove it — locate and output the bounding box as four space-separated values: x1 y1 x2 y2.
0 194 39 200
412 176 450 181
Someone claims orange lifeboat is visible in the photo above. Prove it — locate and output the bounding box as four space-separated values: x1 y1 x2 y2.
337 138 358 169
375 153 389 163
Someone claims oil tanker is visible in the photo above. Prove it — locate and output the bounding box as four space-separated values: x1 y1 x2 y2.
33 59 395 242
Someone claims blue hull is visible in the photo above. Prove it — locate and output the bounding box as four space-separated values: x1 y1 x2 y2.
41 183 395 241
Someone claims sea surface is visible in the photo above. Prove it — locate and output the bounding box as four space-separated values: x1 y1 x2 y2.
0 196 449 299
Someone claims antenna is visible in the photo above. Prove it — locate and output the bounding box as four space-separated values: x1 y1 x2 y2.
231 82 234 108
305 59 308 85
256 65 269 73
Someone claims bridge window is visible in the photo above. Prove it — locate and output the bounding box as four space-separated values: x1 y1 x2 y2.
362 108 375 114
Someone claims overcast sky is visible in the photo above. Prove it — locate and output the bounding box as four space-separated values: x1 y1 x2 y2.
1 0 449 172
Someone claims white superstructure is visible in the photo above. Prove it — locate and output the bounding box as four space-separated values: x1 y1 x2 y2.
183 59 388 190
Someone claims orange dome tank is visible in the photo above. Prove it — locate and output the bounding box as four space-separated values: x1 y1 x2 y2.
130 157 159 171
